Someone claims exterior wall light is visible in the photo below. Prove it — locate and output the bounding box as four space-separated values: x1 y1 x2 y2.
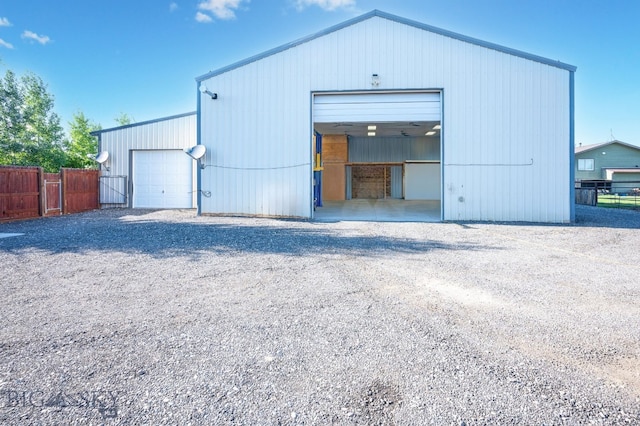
199 83 218 99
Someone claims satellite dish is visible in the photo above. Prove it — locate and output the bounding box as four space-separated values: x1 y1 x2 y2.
184 145 206 160
95 151 109 164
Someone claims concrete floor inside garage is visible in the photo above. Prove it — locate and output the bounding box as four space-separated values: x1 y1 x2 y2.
313 199 441 222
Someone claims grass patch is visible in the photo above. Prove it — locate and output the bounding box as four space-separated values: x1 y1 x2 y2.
597 194 640 210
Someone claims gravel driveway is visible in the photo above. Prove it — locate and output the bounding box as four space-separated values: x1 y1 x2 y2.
1 205 639 425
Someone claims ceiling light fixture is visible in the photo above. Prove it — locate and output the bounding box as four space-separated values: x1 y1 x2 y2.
368 125 377 131
368 132 376 137
433 124 441 130
426 131 436 136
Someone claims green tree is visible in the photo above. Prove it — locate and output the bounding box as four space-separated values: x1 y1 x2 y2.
65 111 101 169
21 73 66 171
0 70 26 165
0 69 66 172
114 112 134 126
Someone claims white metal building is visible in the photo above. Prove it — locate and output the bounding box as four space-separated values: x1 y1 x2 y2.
196 10 576 222
91 112 197 209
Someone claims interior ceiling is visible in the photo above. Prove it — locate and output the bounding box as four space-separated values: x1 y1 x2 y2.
314 121 440 138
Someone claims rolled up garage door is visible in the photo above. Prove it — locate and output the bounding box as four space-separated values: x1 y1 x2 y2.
313 92 441 123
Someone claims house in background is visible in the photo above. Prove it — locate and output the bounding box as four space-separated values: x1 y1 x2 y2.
575 140 640 193
575 140 640 180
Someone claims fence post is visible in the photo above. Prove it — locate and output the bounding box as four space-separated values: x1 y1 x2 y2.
61 168 67 215
38 167 45 217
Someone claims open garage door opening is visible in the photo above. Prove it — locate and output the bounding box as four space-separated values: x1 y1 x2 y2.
312 91 442 222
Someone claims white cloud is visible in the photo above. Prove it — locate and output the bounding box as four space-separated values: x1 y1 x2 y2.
169 2 178 12
0 38 14 49
197 0 245 20
294 0 355 11
195 11 213 23
22 30 51 45
0 17 11 26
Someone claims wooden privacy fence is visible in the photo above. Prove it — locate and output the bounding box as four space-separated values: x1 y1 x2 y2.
62 169 99 214
575 188 597 206
0 166 99 222
0 166 41 221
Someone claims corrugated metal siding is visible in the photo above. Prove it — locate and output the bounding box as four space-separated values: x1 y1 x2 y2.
199 15 572 221
349 136 439 162
98 114 197 208
99 176 127 204
443 55 570 222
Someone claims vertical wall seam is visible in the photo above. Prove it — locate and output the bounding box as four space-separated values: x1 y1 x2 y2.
196 83 202 216
569 70 576 222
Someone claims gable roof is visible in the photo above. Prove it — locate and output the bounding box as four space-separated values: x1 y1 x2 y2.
90 111 196 136
575 140 640 154
196 9 576 82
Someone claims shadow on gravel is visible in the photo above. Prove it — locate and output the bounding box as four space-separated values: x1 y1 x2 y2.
573 205 640 229
454 205 640 230
0 210 492 259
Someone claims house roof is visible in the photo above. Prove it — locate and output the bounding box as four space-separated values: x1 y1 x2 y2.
90 111 196 136
196 9 576 82
575 140 640 154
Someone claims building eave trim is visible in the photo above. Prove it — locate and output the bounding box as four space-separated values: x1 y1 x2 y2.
90 111 197 136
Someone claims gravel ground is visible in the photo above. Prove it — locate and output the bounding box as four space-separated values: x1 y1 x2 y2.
0 205 639 425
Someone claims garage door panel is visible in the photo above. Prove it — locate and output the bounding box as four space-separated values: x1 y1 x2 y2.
132 150 192 208
313 93 440 104
314 92 441 123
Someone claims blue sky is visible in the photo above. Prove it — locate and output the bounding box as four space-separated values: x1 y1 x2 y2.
1 0 638 147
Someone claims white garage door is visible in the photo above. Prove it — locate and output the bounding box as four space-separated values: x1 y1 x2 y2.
132 150 193 208
313 92 441 123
